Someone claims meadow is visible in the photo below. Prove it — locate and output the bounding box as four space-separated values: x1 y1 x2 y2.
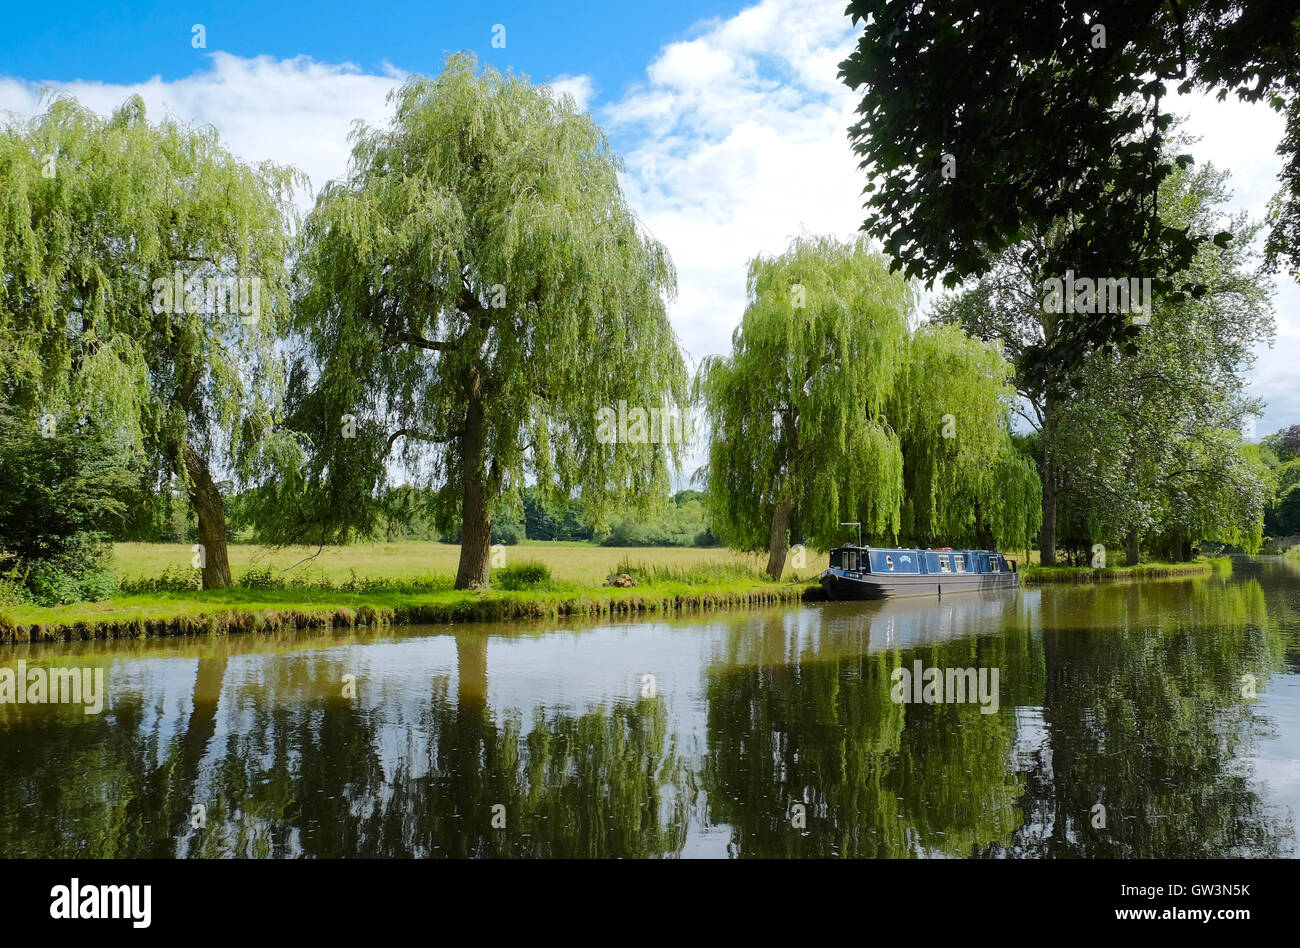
112 540 826 587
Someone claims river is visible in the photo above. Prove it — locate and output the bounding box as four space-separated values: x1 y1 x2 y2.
2 556 1297 858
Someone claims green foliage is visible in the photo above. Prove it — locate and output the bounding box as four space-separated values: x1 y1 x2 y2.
0 92 298 465
493 562 553 590
0 411 138 604
267 53 687 584
118 566 203 595
600 492 714 547
887 323 1041 548
937 158 1275 559
698 234 913 555
521 487 593 542
0 412 139 563
0 92 302 588
236 565 282 590
117 565 457 596
1262 425 1300 463
5 531 118 607
1275 484 1300 536
840 0 1299 369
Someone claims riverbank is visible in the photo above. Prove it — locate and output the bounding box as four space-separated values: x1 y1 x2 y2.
0 578 821 643
1021 558 1227 584
0 544 1242 643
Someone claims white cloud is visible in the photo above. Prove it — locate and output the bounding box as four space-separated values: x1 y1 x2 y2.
604 0 866 378
545 73 595 112
0 53 403 209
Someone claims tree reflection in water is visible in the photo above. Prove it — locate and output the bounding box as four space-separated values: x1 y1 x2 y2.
0 562 1294 858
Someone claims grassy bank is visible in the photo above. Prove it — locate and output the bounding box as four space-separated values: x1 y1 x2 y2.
2 543 825 643
2 544 1241 643
0 581 820 643
1021 558 1227 584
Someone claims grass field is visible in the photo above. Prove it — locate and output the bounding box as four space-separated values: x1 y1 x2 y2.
111 540 826 586
1 541 824 636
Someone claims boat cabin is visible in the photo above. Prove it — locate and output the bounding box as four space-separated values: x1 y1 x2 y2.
827 545 1013 576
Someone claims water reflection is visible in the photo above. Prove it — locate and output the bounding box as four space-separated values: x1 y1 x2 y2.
0 559 1296 858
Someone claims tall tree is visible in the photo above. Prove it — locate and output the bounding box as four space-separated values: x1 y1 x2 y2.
839 0 1298 371
697 234 913 580
887 324 1041 551
938 159 1274 562
281 54 687 588
0 94 298 588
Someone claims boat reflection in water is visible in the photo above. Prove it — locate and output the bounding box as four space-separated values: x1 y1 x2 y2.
817 586 1028 653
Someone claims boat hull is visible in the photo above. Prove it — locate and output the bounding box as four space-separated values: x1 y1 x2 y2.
819 569 1020 601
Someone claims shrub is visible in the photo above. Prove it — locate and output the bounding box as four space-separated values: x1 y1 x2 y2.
0 575 25 608
610 557 759 586
22 561 118 606
237 565 285 589
118 566 202 594
493 562 553 590
4 532 119 606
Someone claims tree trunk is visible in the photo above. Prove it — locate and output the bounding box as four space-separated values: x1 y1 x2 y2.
1039 399 1058 567
765 499 794 582
184 443 232 590
973 501 996 550
455 371 492 589
1125 530 1140 566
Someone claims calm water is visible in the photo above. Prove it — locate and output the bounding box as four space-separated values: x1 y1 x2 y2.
2 557 1298 858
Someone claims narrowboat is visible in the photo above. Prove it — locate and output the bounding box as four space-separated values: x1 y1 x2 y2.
819 545 1019 600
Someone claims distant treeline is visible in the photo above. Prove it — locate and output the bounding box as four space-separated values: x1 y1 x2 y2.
119 485 720 549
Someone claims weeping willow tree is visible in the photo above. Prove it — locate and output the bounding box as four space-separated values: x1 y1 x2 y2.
0 94 299 588
888 323 1041 550
697 235 913 580
278 53 686 588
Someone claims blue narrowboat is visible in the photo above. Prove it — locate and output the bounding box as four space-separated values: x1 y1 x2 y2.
819 545 1019 600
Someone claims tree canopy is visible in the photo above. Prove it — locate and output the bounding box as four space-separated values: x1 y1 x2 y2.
697 234 914 579
888 323 1041 550
936 158 1274 561
0 93 300 588
840 0 1299 377
271 53 688 587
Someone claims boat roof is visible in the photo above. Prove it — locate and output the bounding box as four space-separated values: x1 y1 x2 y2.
831 545 1005 554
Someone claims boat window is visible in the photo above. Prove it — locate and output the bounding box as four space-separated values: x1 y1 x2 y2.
885 555 894 571
991 556 1000 572
954 555 965 573
845 551 858 571
939 555 950 573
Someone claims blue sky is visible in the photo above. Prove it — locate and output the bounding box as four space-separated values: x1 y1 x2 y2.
0 0 745 107
1 0 1296 447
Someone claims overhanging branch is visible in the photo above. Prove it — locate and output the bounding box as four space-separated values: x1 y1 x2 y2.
386 427 461 452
